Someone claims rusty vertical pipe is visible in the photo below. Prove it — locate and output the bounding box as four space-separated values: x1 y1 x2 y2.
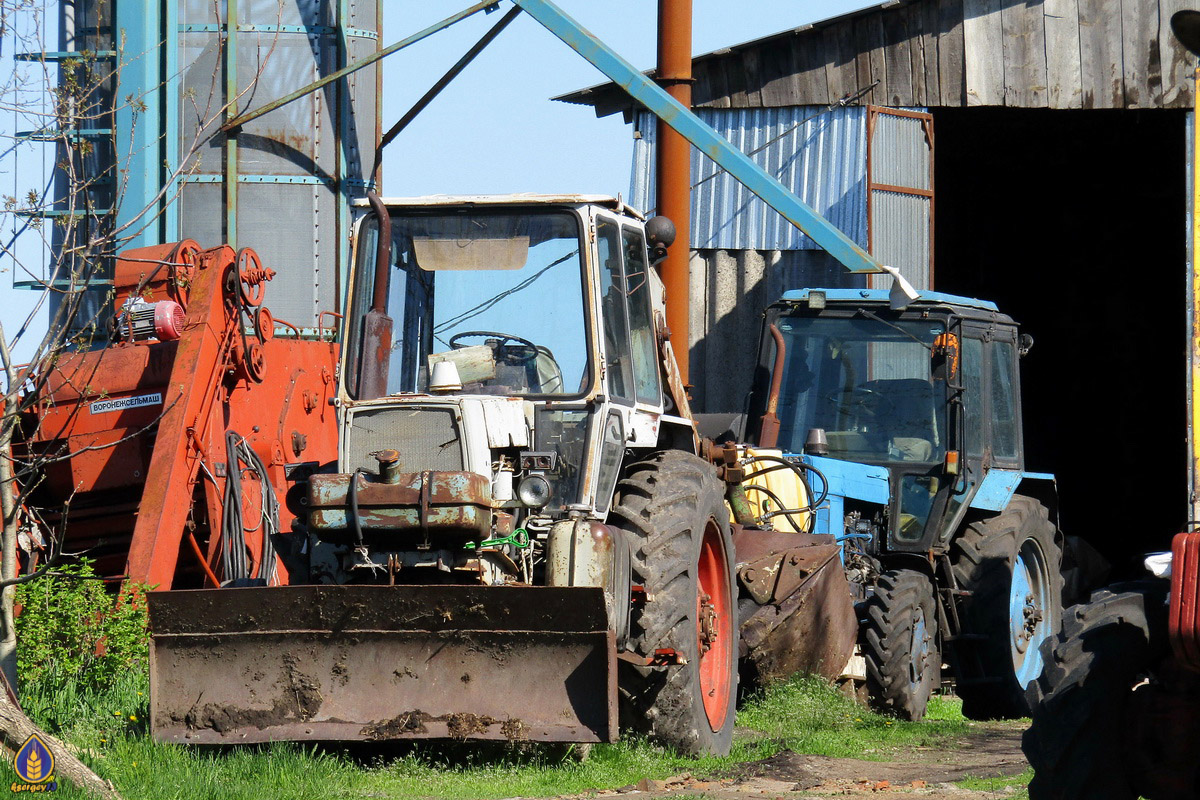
758 324 786 448
656 0 693 385
366 189 392 313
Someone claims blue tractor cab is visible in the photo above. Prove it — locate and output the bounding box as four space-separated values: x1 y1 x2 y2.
744 288 1063 721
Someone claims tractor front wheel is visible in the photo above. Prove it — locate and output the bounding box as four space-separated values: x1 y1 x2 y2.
862 569 940 720
611 450 738 756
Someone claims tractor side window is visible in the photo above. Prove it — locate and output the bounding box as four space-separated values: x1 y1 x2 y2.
962 337 984 459
991 340 1019 461
597 220 634 403
621 226 661 406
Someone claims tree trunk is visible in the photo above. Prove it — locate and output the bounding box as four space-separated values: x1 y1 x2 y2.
0 437 17 693
0 324 20 693
0 690 121 799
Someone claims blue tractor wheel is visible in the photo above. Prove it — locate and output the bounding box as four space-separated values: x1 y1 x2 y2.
951 495 1063 720
1010 536 1054 689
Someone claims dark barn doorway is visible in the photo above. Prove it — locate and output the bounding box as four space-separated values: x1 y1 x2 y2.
932 107 1188 573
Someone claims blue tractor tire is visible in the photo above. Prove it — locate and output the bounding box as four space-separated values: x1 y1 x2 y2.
951 494 1062 719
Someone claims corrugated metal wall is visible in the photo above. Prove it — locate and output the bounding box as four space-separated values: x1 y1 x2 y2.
631 106 868 250
630 104 933 412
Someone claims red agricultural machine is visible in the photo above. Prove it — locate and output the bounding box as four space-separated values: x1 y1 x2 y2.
22 240 339 589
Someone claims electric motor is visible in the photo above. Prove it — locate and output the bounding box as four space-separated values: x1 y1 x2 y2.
120 299 185 342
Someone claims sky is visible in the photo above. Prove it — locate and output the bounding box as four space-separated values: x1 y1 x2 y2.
0 0 876 364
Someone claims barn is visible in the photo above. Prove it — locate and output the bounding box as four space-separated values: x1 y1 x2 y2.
558 0 1196 567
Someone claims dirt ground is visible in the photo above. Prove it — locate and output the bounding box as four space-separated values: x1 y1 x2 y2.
577 721 1028 800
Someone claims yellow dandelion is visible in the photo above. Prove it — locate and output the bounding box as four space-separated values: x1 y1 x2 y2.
129 715 137 721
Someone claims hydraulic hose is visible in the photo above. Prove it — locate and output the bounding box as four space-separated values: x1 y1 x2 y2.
221 431 280 585
741 454 830 522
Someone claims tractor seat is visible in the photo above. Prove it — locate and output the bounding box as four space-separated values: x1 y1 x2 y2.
860 378 939 461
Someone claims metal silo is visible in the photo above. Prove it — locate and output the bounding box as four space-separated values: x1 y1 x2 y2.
30 0 381 331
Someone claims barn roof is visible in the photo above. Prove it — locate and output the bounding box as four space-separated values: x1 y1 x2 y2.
555 0 1196 114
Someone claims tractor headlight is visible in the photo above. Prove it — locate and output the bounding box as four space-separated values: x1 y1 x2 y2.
517 474 551 508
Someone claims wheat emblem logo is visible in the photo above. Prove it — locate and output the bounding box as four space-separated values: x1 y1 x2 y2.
22 752 39 783
13 733 54 786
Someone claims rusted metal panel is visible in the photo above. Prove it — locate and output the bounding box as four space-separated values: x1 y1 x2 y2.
1170 531 1200 671
733 529 858 683
148 585 618 744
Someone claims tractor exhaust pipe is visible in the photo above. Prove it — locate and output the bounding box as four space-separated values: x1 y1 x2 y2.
356 191 394 398
758 323 785 448
366 189 392 313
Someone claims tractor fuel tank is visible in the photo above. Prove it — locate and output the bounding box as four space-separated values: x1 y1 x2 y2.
308 470 493 541
147 585 617 744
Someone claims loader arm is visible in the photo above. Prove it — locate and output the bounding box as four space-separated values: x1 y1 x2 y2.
126 245 252 586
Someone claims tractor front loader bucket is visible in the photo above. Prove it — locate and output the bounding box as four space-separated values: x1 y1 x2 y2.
734 530 859 685
148 585 617 744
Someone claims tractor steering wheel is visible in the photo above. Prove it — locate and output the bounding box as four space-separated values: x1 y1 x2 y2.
448 331 539 364
825 386 895 419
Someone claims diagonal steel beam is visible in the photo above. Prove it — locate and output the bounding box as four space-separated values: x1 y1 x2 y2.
511 0 883 274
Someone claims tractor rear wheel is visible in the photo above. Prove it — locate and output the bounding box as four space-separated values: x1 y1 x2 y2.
1022 588 1164 800
951 494 1062 719
862 569 940 721
610 450 738 756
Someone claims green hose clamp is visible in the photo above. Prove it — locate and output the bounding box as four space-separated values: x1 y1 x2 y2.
465 528 530 550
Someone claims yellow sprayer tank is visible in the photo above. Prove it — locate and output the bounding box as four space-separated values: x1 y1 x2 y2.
737 448 811 533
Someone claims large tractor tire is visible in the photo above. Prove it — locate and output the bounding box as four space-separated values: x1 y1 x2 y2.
610 450 738 756
951 494 1062 719
1022 588 1165 800
862 569 940 721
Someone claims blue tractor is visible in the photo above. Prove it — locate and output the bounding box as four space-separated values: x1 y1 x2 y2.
739 288 1064 720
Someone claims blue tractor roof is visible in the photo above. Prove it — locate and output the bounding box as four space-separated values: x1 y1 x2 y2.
779 288 999 312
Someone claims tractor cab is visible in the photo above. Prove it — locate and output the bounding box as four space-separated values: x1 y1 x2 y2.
316 194 693 587
746 287 1060 724
749 288 1028 554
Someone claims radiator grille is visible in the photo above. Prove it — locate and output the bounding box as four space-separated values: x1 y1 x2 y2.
344 407 464 474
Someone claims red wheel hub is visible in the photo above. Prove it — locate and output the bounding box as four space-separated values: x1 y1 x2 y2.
697 520 733 730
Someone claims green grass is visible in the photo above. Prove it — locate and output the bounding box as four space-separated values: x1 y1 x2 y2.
28 674 974 800
737 678 969 759
957 766 1032 797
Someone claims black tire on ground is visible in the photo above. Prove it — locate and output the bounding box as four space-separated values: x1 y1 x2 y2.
951 494 1063 719
609 450 738 756
862 569 940 721
1022 587 1166 800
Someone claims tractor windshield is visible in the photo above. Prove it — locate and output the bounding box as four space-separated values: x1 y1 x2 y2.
374 210 589 398
773 313 948 464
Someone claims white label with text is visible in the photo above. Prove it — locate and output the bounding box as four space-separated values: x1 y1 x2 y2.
89 393 163 415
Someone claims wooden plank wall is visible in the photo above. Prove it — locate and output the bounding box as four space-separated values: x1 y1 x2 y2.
686 0 1193 110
